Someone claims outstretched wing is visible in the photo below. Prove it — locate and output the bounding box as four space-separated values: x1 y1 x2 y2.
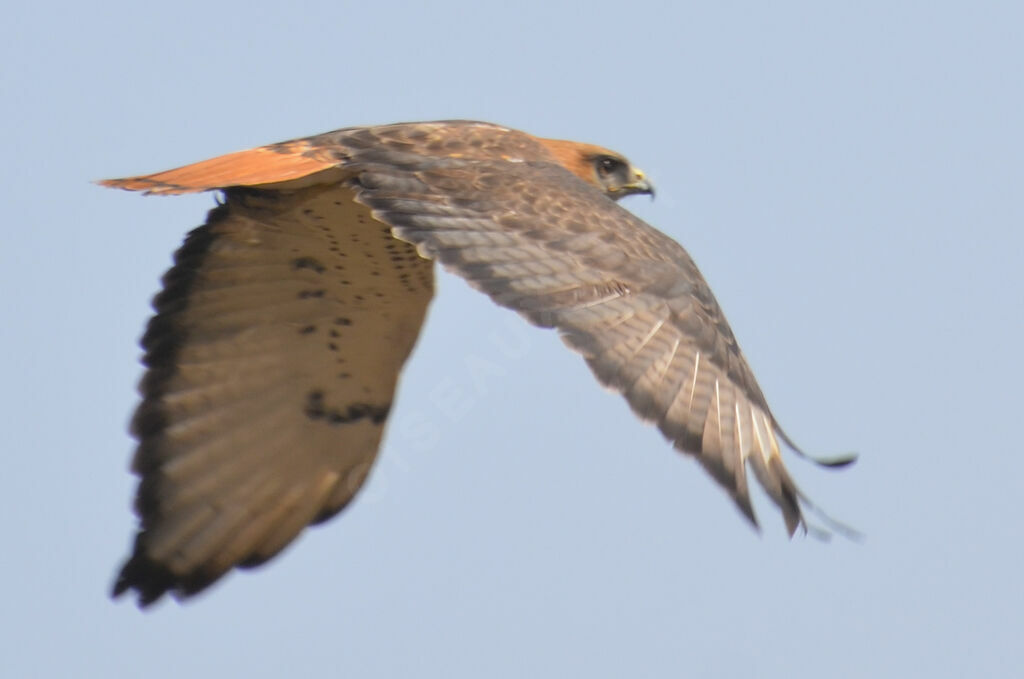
113 180 434 605
345 156 815 533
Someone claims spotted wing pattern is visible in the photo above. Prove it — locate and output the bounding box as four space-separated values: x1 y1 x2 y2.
113 181 433 604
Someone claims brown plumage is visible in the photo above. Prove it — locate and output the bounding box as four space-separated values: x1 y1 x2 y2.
104 119 853 607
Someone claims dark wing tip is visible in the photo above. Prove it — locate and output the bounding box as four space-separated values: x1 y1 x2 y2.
111 536 218 608
775 428 858 469
813 451 858 469
111 553 176 608
801 514 865 543
794 487 864 542
734 491 762 534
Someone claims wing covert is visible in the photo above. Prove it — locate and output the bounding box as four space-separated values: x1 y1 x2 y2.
345 155 813 534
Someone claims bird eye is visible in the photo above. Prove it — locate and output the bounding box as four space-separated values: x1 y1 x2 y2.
595 156 623 177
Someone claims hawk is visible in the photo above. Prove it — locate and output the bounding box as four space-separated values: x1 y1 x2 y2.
102 120 853 606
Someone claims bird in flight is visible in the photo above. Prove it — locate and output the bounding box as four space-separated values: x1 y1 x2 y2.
102 120 854 607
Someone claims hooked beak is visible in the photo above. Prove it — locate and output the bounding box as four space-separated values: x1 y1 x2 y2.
618 168 655 200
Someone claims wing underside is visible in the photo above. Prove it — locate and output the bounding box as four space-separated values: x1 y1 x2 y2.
115 183 434 603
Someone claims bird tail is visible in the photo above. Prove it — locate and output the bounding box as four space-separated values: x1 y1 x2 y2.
97 142 341 195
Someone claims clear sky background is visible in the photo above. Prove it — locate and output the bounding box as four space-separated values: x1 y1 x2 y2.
3 2 1021 677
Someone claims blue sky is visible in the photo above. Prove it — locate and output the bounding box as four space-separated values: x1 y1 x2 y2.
3 2 1022 676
